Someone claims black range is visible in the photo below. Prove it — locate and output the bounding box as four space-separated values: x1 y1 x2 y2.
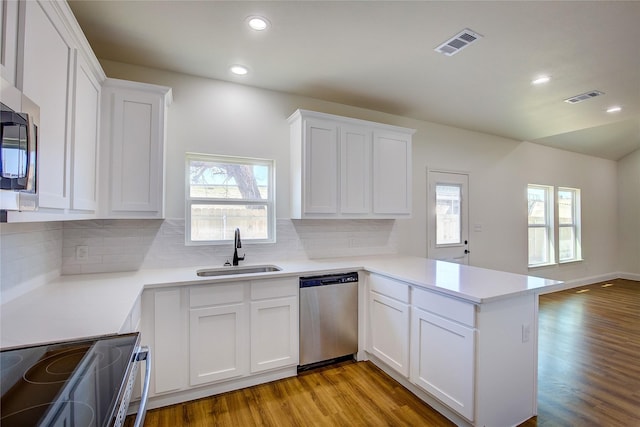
0 333 146 427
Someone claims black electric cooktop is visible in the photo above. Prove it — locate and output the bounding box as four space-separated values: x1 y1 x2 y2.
0 333 140 427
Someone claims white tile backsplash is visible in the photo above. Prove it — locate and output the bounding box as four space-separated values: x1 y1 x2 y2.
0 218 397 292
59 218 398 274
0 222 63 303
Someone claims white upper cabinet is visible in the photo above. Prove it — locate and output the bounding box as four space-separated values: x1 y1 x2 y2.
302 118 339 214
20 0 74 209
373 130 412 215
100 78 172 218
10 0 105 219
289 109 414 219
1 0 20 87
341 124 371 214
71 52 101 211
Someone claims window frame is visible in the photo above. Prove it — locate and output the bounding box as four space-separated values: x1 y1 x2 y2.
435 183 463 247
527 184 555 267
557 187 582 264
185 152 276 246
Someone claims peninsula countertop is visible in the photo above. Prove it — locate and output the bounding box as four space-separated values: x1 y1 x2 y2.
0 256 563 348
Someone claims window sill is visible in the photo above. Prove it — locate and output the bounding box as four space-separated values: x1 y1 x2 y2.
559 258 584 265
528 259 584 270
528 262 557 270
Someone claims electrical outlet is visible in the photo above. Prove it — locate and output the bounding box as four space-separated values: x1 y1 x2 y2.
76 245 89 261
522 324 531 343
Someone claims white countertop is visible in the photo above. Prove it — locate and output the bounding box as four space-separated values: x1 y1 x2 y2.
0 256 562 349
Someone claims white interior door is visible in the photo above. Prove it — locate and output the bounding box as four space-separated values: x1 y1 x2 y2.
427 171 469 264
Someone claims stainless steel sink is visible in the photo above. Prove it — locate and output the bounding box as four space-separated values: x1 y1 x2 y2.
196 265 282 277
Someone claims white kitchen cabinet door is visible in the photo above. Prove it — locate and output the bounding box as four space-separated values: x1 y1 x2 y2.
368 290 410 377
410 306 475 421
101 79 171 218
250 296 298 373
303 118 339 214
340 125 371 214
70 52 100 211
289 109 414 219
189 303 247 386
1 0 19 86
372 130 412 215
21 0 74 209
152 288 187 395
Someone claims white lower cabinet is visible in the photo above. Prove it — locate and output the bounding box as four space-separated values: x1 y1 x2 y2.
188 281 248 386
366 273 477 422
141 277 298 405
250 278 298 373
410 287 476 422
410 306 475 421
149 288 187 395
190 302 247 385
367 274 410 377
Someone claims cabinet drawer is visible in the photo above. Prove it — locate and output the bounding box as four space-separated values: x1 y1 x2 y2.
412 288 475 327
189 282 245 308
369 274 410 303
251 278 297 300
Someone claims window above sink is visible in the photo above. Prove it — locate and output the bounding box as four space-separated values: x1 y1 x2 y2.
185 153 275 245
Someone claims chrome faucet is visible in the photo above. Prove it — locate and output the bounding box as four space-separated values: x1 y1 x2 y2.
232 228 245 266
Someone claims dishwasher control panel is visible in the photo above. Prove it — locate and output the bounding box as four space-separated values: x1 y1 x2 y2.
299 272 358 288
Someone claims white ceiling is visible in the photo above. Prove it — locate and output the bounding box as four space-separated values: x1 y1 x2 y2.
68 0 640 161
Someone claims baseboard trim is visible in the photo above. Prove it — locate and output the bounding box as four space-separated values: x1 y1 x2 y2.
537 271 640 294
619 271 640 281
127 366 297 413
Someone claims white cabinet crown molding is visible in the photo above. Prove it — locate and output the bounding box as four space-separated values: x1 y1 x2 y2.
50 0 106 83
103 78 173 105
287 109 416 136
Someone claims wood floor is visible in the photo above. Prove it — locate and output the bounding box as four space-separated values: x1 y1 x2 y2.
127 278 639 427
521 278 640 427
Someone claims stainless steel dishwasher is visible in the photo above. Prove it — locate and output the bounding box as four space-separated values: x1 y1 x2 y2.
299 272 358 369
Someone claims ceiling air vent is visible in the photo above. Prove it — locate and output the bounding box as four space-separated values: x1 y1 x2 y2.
434 28 483 56
564 90 605 104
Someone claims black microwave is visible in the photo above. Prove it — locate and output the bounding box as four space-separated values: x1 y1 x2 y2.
0 94 39 216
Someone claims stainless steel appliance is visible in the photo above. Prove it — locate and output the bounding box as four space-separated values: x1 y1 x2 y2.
0 333 151 427
299 272 358 369
0 94 39 217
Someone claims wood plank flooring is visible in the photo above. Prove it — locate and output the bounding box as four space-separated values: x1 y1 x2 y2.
520 278 640 427
127 278 639 427
127 361 455 427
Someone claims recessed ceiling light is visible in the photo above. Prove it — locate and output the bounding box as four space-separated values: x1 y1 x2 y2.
230 65 248 76
532 75 551 85
606 106 622 113
247 16 270 31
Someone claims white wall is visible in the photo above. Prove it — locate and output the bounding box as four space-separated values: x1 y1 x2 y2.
618 149 640 275
402 125 620 281
96 60 622 281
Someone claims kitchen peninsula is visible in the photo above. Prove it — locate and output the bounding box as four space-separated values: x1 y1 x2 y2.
0 256 562 427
